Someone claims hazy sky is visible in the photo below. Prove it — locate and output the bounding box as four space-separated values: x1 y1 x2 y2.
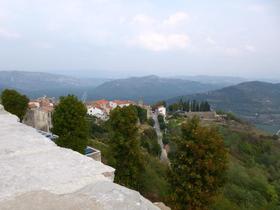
0 0 279 78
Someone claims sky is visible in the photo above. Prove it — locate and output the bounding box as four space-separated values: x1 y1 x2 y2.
0 0 279 78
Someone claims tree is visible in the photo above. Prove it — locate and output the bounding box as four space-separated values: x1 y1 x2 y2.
169 117 228 210
1 89 29 122
133 105 147 124
148 117 155 127
158 114 166 130
52 95 88 154
109 105 144 190
141 128 161 157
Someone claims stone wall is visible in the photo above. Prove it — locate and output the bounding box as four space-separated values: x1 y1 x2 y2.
23 108 52 132
0 106 159 210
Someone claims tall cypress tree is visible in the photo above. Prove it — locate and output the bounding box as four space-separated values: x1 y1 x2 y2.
52 95 88 154
109 105 144 190
168 117 227 210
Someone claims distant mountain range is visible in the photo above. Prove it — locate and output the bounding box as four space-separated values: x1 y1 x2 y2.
172 75 248 86
0 71 230 103
0 71 109 98
1 71 279 133
87 75 222 103
167 81 280 134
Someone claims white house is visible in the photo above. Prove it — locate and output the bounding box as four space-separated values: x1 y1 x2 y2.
110 100 133 109
157 106 166 117
87 106 107 120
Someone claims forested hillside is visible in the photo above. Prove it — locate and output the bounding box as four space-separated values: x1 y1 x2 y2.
167 81 280 133
166 114 280 210
87 75 222 103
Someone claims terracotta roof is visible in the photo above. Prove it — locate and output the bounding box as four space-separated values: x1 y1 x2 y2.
112 100 133 105
94 100 109 105
86 100 109 107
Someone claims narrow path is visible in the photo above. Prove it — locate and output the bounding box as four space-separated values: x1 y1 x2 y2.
276 129 280 136
152 113 170 163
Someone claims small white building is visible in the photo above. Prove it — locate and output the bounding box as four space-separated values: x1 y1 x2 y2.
87 106 107 120
157 106 166 117
110 100 133 109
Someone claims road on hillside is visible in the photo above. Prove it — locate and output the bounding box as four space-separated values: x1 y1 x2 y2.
152 112 170 163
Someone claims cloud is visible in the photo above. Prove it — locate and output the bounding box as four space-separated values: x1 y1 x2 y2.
248 4 266 13
245 44 256 53
33 42 54 49
129 11 191 51
206 37 217 45
0 28 21 39
224 47 240 56
130 32 190 51
132 14 156 25
163 12 190 26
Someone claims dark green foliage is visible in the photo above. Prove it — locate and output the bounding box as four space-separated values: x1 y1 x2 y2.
87 115 109 139
140 155 170 202
109 105 144 190
141 128 161 157
88 139 115 165
133 105 147 123
1 89 29 122
167 81 280 133
162 133 170 145
52 95 88 154
90 136 170 203
148 118 155 127
168 99 211 112
169 117 228 210
158 114 166 130
212 126 280 209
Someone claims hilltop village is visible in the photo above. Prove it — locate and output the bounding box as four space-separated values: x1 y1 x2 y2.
23 96 166 132
23 96 219 133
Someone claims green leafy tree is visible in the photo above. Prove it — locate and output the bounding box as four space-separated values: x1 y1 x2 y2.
52 95 88 154
1 89 29 122
109 105 144 190
158 114 166 130
148 118 155 127
169 117 228 210
141 128 161 157
134 105 147 123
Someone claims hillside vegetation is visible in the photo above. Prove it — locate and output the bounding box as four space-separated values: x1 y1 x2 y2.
84 75 221 103
166 114 280 209
87 107 280 209
167 81 280 133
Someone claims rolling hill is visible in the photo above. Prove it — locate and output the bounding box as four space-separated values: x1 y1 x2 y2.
0 71 109 99
167 81 280 133
172 75 247 86
87 75 222 103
